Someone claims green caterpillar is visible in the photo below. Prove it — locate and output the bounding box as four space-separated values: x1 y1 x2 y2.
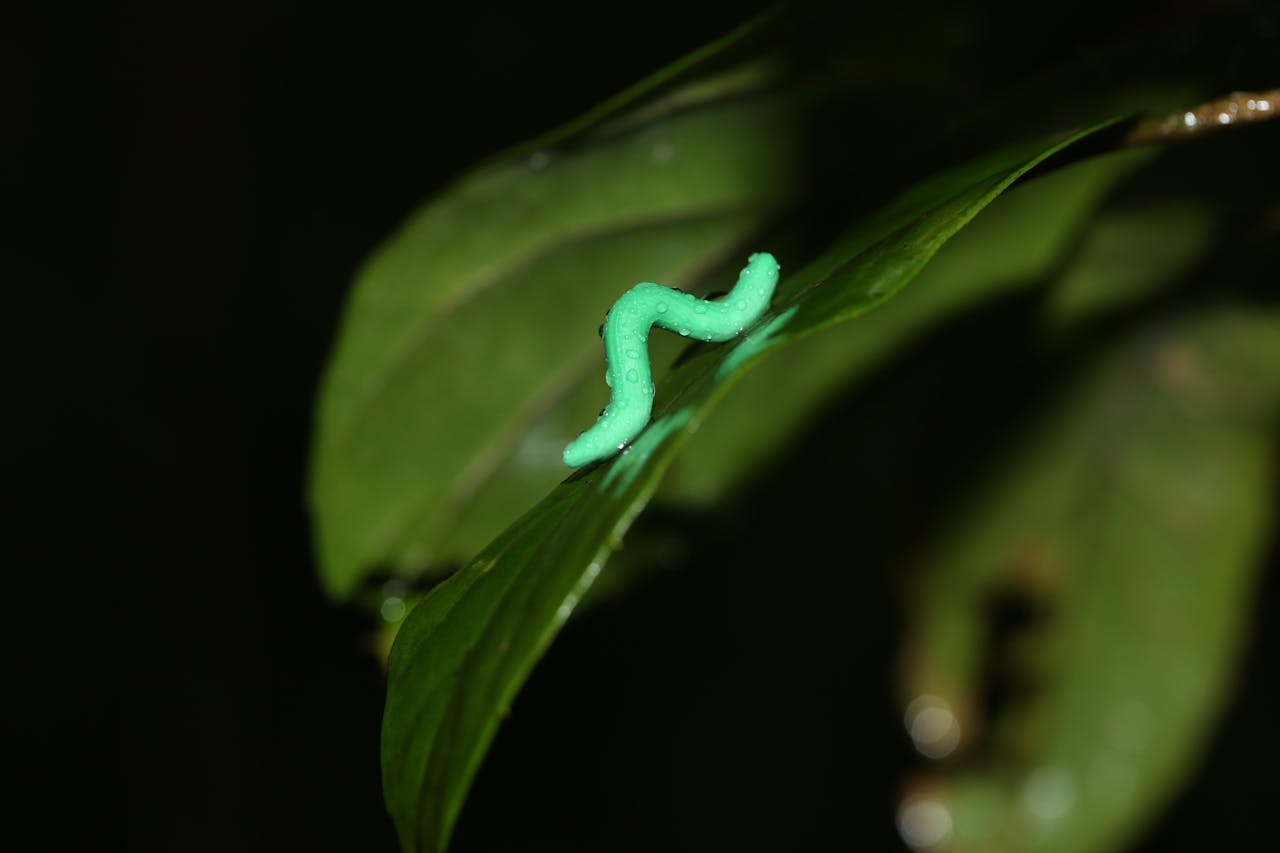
563 252 780 468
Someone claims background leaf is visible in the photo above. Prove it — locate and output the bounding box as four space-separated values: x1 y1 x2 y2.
659 148 1155 506
308 0 1278 598
380 122 1119 852
898 307 1280 852
1043 203 1217 327
308 25 813 596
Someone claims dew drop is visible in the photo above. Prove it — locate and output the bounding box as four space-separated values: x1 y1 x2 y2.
656 302 668 313
625 369 639 383
904 695 961 759
1022 766 1076 822
625 348 639 359
693 304 707 314
380 596 405 623
679 327 690 336
896 797 952 850
735 300 746 310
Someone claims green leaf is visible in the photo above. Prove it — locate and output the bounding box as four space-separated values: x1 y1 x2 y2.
381 120 1121 853
308 25 806 597
899 308 1280 853
660 147 1156 506
1044 202 1216 327
308 0 1237 598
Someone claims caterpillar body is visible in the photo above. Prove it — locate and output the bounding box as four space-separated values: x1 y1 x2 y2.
563 252 780 468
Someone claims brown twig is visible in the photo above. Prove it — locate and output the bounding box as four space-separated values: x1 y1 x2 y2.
1125 89 1279 144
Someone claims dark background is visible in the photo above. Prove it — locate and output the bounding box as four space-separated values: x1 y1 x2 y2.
6 1 1276 850
6 2 770 849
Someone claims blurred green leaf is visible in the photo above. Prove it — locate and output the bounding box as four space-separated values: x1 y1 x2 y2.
380 121 1119 853
307 24 806 597
899 307 1280 853
660 148 1155 505
308 0 1262 600
1044 202 1216 327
